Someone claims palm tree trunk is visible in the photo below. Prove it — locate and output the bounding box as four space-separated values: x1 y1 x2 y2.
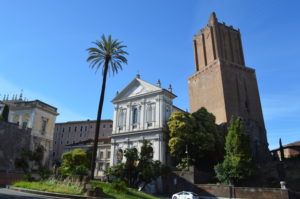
90 59 109 179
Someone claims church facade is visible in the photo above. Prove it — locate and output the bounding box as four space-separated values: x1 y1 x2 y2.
110 75 177 166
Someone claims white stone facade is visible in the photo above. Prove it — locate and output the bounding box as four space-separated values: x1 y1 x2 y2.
110 77 176 166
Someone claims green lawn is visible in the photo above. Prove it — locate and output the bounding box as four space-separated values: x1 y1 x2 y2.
91 181 160 199
11 180 160 199
11 181 83 195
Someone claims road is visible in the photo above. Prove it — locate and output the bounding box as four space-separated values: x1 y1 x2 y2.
0 187 68 199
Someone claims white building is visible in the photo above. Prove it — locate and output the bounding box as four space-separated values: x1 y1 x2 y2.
110 75 179 166
4 98 59 166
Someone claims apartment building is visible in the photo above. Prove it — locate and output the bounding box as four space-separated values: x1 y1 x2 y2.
53 119 112 161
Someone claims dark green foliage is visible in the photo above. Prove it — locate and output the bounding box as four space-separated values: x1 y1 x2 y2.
214 117 255 185
87 34 128 179
38 166 52 179
15 145 49 179
0 105 9 121
15 149 31 173
167 107 224 170
106 140 170 189
59 148 89 175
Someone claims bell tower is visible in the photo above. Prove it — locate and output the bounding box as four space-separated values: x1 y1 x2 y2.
188 13 270 162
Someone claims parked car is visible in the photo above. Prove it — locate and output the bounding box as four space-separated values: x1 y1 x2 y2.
172 191 200 199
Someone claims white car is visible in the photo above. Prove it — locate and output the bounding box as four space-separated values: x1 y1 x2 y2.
172 191 200 199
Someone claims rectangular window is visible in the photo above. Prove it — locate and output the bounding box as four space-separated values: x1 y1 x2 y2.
98 163 104 171
107 151 111 159
103 124 106 128
75 127 77 132
80 126 83 131
62 127 65 132
118 108 127 130
146 103 156 126
132 107 138 125
85 126 87 131
100 152 103 159
69 127 71 132
41 117 48 134
110 124 112 128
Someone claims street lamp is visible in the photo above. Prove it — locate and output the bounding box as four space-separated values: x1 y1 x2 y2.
185 145 189 171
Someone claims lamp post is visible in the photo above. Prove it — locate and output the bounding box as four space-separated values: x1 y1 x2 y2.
185 145 189 171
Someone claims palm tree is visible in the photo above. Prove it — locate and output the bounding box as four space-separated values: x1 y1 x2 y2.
87 34 128 179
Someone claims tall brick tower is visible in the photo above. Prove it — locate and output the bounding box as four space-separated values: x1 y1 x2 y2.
188 13 270 162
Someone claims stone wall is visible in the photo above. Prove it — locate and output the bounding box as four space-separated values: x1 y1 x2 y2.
162 170 294 199
197 185 289 199
0 120 31 171
0 172 23 185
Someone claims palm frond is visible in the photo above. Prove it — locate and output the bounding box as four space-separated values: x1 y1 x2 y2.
87 34 128 76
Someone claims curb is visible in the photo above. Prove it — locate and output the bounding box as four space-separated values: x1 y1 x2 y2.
6 185 112 199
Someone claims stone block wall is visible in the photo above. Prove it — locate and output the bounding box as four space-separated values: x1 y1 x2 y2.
0 120 31 171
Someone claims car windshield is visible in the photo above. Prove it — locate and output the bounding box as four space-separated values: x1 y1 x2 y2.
189 192 198 196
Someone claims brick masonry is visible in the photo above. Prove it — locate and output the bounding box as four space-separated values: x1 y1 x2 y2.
188 12 270 162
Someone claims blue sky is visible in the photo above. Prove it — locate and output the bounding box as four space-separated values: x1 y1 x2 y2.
0 0 299 150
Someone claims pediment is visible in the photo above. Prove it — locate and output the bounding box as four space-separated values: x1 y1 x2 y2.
112 78 162 102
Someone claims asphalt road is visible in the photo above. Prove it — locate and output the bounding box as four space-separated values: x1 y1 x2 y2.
0 187 68 199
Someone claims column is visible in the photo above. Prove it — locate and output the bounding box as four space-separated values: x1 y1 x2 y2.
126 103 131 131
140 100 145 130
113 106 118 134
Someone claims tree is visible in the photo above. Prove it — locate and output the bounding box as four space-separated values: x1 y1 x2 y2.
214 117 255 185
279 138 285 161
0 105 9 121
87 34 128 179
59 148 89 175
167 107 224 170
106 140 169 190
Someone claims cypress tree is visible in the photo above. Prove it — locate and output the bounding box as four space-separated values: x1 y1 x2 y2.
214 117 255 185
1 105 9 122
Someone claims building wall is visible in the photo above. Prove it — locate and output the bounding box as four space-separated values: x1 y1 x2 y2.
0 120 31 171
53 120 113 161
5 100 58 167
188 60 227 124
111 80 175 167
112 93 173 134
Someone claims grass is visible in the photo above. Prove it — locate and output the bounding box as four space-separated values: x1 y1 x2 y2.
91 181 160 199
11 180 161 199
11 181 83 195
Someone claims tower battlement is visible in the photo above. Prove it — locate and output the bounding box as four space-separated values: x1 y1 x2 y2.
193 12 245 72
